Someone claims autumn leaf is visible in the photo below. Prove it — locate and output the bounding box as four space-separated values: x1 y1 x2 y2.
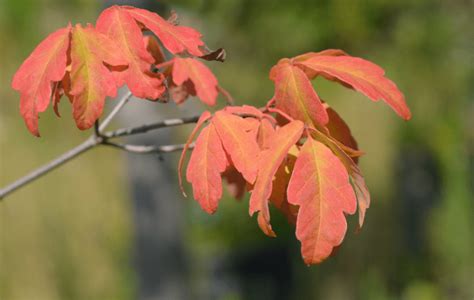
288 137 357 264
68 24 127 130
186 123 228 214
249 120 304 237
256 118 276 150
212 111 260 183
310 128 370 229
124 6 204 56
270 59 328 127
96 6 165 100
172 57 219 105
12 25 71 136
269 151 299 225
294 54 411 120
178 111 212 193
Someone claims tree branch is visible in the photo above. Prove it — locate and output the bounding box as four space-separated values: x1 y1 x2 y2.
99 91 133 131
103 142 194 154
0 137 100 200
104 115 200 139
0 113 201 200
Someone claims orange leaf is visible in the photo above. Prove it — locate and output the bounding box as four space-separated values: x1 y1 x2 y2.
249 120 304 237
288 137 357 264
12 25 71 136
256 118 276 150
268 146 299 225
212 111 260 183
295 54 411 120
68 24 127 130
125 6 204 56
178 111 212 194
186 123 228 214
172 57 218 105
96 6 165 100
270 59 328 127
310 129 370 229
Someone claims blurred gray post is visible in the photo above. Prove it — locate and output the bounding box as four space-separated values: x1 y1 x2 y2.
103 1 192 299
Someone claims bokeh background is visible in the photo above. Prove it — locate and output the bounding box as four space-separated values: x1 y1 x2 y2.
0 0 472 299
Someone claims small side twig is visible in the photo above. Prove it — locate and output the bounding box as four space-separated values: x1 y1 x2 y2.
99 91 133 131
103 142 195 154
104 115 200 139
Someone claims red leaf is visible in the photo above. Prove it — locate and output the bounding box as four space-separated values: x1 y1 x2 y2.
325 107 358 152
270 59 329 127
287 137 357 264
295 55 411 120
212 111 260 183
125 6 204 56
249 120 304 237
186 123 228 214
256 118 276 150
68 24 127 130
172 57 218 105
96 6 165 100
178 111 212 193
12 25 71 136
292 49 348 63
310 129 370 229
268 146 299 225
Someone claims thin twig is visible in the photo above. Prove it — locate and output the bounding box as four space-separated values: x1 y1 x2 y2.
104 115 200 139
0 137 101 200
94 120 100 137
0 114 201 200
99 91 133 131
104 142 194 154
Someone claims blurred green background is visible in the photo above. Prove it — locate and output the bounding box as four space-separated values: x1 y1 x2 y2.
0 0 472 299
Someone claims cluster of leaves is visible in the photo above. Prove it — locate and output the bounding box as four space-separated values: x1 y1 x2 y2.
12 5 225 136
180 50 411 264
12 5 411 265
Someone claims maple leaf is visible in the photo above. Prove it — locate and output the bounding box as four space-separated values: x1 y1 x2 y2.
124 6 205 56
249 120 304 237
96 6 165 100
211 111 260 183
287 137 357 264
256 118 276 150
294 54 412 120
311 129 370 229
270 59 329 127
68 23 128 130
186 123 228 214
172 57 219 106
178 111 212 194
269 152 299 225
325 106 358 152
11 25 71 136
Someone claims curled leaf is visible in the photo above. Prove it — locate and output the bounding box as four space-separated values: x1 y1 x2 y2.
249 120 304 237
172 57 219 106
295 54 411 120
12 25 71 136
